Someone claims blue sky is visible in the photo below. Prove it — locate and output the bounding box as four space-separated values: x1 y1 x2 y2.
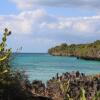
0 0 100 53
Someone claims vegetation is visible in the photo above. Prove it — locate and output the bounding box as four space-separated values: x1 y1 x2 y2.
0 28 28 100
46 71 100 100
48 41 100 60
0 28 11 73
1 28 100 100
0 28 52 100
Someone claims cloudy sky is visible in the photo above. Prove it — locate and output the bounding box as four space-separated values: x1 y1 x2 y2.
0 0 100 53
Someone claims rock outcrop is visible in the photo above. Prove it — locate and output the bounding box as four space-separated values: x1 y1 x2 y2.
26 72 100 100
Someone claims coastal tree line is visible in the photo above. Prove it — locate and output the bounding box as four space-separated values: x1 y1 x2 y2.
48 41 100 60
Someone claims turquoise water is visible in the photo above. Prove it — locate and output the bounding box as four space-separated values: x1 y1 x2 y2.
11 53 100 83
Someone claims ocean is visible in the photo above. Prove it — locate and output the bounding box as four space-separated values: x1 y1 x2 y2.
11 53 100 83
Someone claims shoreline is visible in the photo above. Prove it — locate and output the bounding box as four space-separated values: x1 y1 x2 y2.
51 54 100 61
26 71 100 100
48 40 100 61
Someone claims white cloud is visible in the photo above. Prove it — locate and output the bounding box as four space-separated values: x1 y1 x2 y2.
0 9 100 39
0 7 99 52
0 9 46 35
39 15 100 36
72 22 90 32
11 0 34 10
5 0 100 52
11 0 100 10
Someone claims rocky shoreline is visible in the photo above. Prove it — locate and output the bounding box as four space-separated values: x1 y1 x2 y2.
23 71 100 100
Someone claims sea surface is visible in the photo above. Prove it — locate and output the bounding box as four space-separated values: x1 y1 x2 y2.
11 53 100 83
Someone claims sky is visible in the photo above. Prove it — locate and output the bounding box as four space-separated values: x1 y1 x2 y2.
0 0 100 53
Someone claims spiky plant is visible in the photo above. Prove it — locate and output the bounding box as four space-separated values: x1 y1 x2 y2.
0 28 12 89
93 91 100 100
80 87 86 100
0 28 12 76
58 79 73 100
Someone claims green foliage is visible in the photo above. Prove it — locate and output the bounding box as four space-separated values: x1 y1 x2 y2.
48 40 100 60
0 28 52 100
59 80 69 94
0 29 32 100
0 28 11 74
80 87 86 100
0 28 12 82
93 91 100 100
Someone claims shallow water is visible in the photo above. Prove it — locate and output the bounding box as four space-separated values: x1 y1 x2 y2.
11 53 100 83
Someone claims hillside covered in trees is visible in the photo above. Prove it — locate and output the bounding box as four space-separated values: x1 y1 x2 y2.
48 40 100 60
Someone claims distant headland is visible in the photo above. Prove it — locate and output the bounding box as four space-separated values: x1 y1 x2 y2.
48 40 100 61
